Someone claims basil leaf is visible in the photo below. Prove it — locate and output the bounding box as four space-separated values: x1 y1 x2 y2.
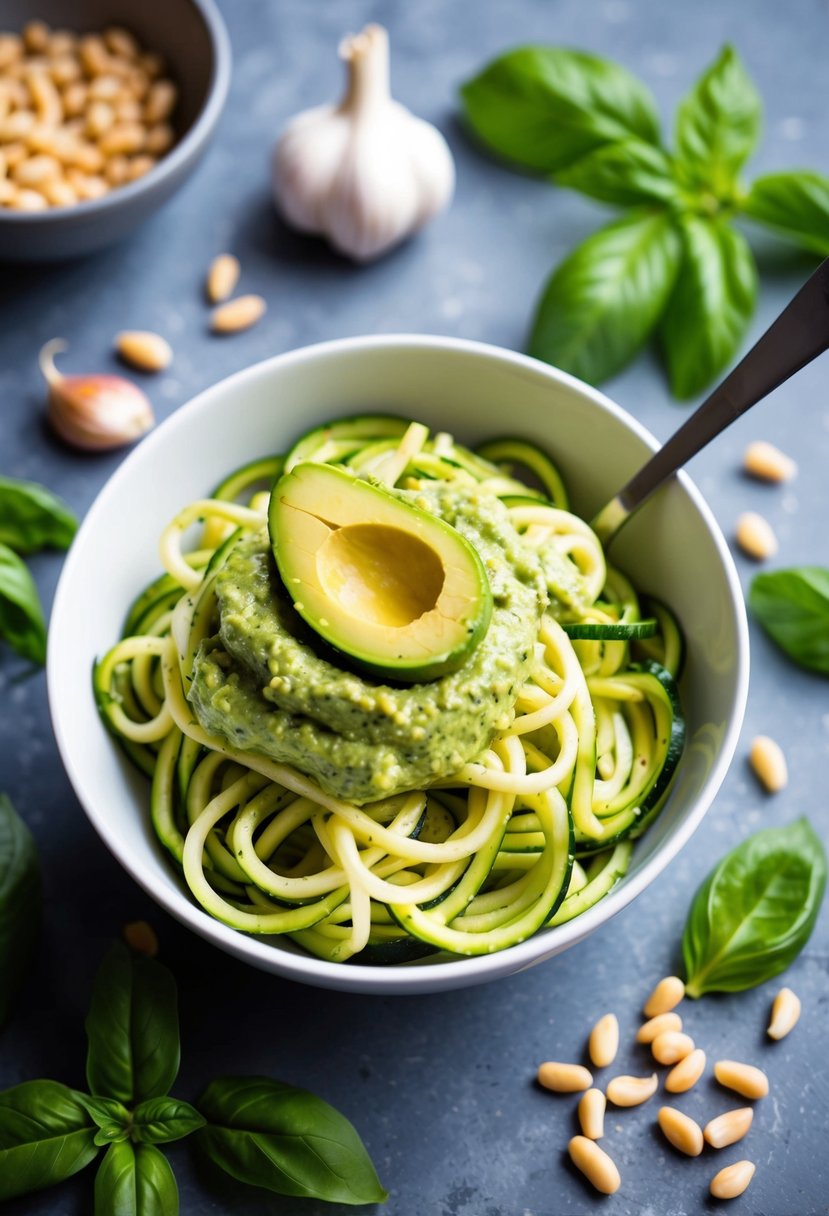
0 543 46 665
683 817 827 998
0 794 41 1030
674 45 762 192
86 942 180 1106
555 139 680 206
658 215 757 399
460 46 661 173
196 1076 388 1206
0 1080 98 1201
133 1097 205 1145
742 171 829 256
0 476 77 555
95 1140 178 1216
77 1095 132 1146
749 567 829 674
528 209 682 384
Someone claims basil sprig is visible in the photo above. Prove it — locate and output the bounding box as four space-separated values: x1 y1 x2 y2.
749 567 829 675
0 941 386 1210
461 44 829 398
0 476 76 665
683 818 827 998
0 794 41 1030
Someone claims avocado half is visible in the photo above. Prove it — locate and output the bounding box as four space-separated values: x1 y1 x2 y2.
268 462 493 682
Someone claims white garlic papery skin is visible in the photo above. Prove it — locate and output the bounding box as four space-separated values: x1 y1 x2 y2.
273 24 455 261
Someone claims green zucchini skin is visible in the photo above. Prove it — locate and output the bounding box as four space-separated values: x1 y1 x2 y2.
574 661 685 855
475 437 569 508
563 619 658 641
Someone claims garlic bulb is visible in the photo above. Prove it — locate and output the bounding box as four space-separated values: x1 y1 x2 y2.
273 24 455 261
40 339 154 451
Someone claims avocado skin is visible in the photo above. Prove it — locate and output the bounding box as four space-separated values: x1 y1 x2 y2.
268 462 496 682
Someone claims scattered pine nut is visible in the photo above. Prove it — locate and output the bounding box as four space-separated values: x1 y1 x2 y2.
537 1061 593 1093
664 1048 706 1094
703 1107 753 1149
767 987 801 1041
211 294 267 334
577 1088 606 1140
605 1073 658 1107
567 1136 620 1195
115 330 173 372
743 440 796 483
651 1031 695 1066
588 1013 619 1069
206 252 241 303
710 1160 756 1200
636 1012 682 1044
735 511 778 560
714 1060 769 1100
657 1106 703 1157
643 975 684 1017
123 920 159 957
749 735 787 793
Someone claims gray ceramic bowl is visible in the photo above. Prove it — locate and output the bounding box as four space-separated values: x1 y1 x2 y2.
0 0 230 261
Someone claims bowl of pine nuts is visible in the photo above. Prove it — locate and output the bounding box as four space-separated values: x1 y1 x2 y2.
0 0 230 260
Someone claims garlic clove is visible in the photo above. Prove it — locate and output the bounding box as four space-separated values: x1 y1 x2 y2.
272 24 454 262
40 338 154 451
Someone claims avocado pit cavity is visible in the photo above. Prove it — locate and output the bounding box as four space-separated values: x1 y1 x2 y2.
317 523 445 628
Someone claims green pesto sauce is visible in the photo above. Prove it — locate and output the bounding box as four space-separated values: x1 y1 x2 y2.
188 483 547 804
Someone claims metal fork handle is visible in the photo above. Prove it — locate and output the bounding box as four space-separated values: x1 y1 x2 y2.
591 257 829 545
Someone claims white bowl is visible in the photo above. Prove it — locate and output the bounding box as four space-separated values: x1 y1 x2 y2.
48 336 749 995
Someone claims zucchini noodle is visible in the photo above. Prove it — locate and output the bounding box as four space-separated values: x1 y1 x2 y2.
94 416 686 963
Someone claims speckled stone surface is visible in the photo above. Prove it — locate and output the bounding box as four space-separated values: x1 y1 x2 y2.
1 2 828 1214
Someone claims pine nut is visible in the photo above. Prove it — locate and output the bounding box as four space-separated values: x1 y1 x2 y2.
9 187 48 210
104 154 130 186
86 100 115 138
12 153 62 187
115 331 173 372
714 1060 769 1100
105 27 140 61
99 121 145 156
744 440 796 483
0 34 24 69
643 975 684 1017
114 98 142 123
48 55 81 87
588 1013 619 1069
651 1031 695 1065
79 35 111 77
211 295 267 334
577 1088 605 1140
48 31 77 57
144 79 177 124
88 75 123 102
61 82 88 118
0 111 36 142
145 122 174 156
704 1107 753 1149
207 253 241 303
27 72 62 125
126 154 156 181
664 1048 706 1093
735 511 777 560
767 987 801 1040
41 177 76 207
606 1073 658 1107
23 21 50 54
3 142 28 169
73 173 109 200
636 1012 682 1043
657 1105 703 1156
123 919 159 956
140 52 167 80
0 179 15 204
65 141 104 173
749 735 787 793
567 1136 620 1195
537 1061 593 1093
710 1160 756 1200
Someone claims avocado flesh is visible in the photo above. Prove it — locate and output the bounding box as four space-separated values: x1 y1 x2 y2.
268 462 493 682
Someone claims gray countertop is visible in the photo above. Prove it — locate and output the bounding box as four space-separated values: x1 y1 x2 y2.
1 2 827 1214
